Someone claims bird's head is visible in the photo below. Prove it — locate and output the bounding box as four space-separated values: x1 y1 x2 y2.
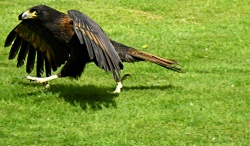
18 4 61 22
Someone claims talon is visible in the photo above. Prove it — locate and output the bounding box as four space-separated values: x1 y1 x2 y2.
112 91 120 94
24 75 38 83
44 83 50 92
30 80 37 83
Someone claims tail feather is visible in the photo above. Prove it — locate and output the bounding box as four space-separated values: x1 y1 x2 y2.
111 39 183 73
127 48 183 73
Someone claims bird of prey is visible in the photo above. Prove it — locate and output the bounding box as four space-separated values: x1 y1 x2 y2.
4 5 182 93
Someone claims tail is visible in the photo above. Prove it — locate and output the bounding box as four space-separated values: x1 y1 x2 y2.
111 39 183 73
126 48 183 73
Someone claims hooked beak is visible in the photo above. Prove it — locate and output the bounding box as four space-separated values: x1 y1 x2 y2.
18 10 37 20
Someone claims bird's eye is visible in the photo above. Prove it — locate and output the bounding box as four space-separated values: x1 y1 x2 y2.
35 10 40 14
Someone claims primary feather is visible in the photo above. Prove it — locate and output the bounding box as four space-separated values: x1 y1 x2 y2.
5 4 123 81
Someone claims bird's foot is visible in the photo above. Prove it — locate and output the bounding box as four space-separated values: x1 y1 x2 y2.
113 82 123 94
23 75 58 92
24 76 49 83
23 75 59 83
23 75 55 93
112 74 131 93
44 82 50 93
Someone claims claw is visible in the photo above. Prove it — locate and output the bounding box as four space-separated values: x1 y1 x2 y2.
30 80 37 83
44 82 50 93
23 75 39 83
22 75 37 82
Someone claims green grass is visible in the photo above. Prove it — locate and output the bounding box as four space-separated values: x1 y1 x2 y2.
0 0 249 145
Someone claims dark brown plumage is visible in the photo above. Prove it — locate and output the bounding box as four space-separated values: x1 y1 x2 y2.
5 5 122 79
110 40 182 73
4 5 182 93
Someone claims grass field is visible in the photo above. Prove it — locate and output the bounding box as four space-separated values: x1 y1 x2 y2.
0 0 249 145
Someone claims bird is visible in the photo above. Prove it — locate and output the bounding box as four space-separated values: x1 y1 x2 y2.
4 4 182 93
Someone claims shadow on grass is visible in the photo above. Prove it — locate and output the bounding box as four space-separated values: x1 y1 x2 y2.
53 84 180 110
17 81 118 110
18 81 181 110
123 84 180 91
51 83 119 110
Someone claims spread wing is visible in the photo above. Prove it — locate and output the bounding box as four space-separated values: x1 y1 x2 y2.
68 10 123 80
4 20 70 77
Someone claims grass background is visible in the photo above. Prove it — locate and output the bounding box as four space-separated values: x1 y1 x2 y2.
0 0 249 145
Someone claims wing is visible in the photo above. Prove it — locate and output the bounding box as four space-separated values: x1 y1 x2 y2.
68 10 123 81
4 20 69 77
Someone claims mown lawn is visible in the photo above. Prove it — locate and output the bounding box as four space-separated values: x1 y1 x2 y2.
0 0 249 145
